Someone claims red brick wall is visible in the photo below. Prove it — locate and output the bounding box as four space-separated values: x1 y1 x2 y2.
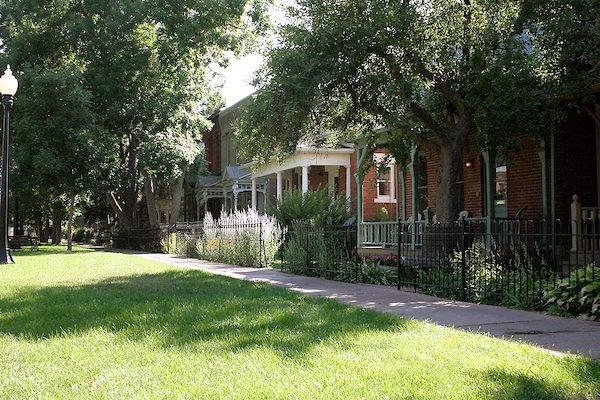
356 109 598 223
506 135 543 218
361 150 398 221
404 167 413 218
309 166 328 191
369 136 544 221
554 110 597 222
462 154 483 218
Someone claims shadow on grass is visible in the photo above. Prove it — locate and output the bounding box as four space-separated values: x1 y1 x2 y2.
479 366 600 400
12 246 95 257
0 269 407 356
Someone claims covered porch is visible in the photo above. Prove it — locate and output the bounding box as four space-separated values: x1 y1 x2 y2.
250 146 355 209
195 166 269 218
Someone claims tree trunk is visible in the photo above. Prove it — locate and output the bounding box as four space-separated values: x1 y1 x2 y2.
169 175 185 226
42 219 50 243
51 217 62 245
123 135 139 226
143 171 159 228
36 218 42 240
67 194 76 251
14 197 21 236
108 134 140 229
435 141 463 223
107 192 132 228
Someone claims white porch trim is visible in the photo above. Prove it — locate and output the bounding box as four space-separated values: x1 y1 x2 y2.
251 147 353 179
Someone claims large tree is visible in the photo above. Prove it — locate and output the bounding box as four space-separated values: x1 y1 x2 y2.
0 0 268 230
238 0 598 222
9 65 103 245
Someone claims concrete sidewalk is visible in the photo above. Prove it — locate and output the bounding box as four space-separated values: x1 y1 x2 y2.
133 251 600 359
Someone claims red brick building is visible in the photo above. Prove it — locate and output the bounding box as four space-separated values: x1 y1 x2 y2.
186 95 599 253
373 106 599 225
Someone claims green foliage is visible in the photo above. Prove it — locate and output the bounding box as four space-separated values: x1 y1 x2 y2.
280 224 396 286
237 0 598 220
414 241 555 309
358 261 397 286
271 189 351 226
9 65 102 228
72 227 95 244
72 228 86 243
281 223 355 280
545 266 600 321
165 209 285 268
0 0 269 228
375 207 390 222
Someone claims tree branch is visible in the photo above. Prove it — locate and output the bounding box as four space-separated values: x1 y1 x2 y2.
378 50 467 118
409 100 448 143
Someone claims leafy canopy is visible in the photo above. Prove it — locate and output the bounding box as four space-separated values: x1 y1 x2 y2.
237 0 598 221
0 0 269 226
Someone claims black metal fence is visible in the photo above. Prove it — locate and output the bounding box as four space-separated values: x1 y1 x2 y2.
278 224 360 282
398 218 599 310
112 228 166 252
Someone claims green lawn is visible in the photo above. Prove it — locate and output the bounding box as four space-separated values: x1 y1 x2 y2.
0 247 598 399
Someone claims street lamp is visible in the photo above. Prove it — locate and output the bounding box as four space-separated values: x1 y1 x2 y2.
0 65 18 264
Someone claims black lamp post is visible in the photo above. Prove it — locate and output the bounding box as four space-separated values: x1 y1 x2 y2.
0 65 18 264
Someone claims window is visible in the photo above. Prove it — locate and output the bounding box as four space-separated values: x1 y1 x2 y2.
482 159 508 218
374 154 396 203
495 164 508 218
377 165 392 197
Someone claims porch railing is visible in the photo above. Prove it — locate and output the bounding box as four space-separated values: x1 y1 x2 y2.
360 217 551 249
361 220 427 248
360 221 398 247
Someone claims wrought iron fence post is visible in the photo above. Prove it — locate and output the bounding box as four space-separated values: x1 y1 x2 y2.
397 220 402 290
305 226 310 274
460 220 467 301
353 226 359 283
259 222 263 268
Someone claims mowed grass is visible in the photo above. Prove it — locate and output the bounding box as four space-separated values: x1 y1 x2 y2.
0 247 599 399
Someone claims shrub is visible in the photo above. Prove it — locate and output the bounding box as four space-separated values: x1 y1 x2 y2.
271 189 351 226
281 223 356 277
412 240 555 309
375 207 390 222
72 228 86 243
358 260 397 286
545 266 600 320
113 227 165 252
167 209 285 268
83 230 94 244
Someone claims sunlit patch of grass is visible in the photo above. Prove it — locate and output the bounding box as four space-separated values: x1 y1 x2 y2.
0 246 598 399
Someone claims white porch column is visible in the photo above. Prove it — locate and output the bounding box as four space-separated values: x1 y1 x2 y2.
345 165 352 204
251 178 257 211
326 166 337 195
301 166 309 194
276 172 283 201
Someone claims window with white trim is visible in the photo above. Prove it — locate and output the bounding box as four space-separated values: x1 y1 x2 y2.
374 154 396 203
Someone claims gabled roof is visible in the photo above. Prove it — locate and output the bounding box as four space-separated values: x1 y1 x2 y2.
223 165 252 182
196 175 222 189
